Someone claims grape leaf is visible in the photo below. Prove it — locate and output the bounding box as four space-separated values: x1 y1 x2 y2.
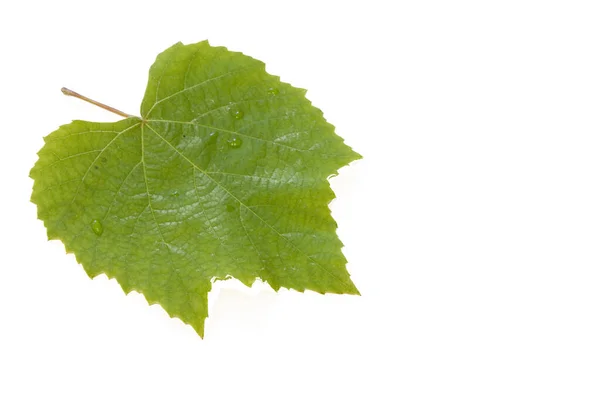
30 40 361 337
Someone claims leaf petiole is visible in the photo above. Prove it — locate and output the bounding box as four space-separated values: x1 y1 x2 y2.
61 87 136 119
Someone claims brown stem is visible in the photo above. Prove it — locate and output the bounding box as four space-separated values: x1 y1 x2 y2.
61 87 135 118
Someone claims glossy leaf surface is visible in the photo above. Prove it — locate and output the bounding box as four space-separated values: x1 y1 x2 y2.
30 41 360 336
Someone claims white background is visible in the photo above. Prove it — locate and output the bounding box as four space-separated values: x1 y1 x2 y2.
1 0 600 398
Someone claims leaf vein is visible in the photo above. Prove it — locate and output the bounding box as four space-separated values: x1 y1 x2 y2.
146 64 258 118
146 119 308 152
37 149 101 171
141 124 198 317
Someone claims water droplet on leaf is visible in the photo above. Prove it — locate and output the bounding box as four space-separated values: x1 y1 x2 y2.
267 87 279 96
227 137 242 148
91 219 103 236
234 110 244 119
171 190 180 197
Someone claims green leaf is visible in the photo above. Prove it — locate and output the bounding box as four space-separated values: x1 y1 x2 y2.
30 40 361 337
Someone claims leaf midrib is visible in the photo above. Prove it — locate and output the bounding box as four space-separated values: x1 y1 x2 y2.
140 123 202 320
